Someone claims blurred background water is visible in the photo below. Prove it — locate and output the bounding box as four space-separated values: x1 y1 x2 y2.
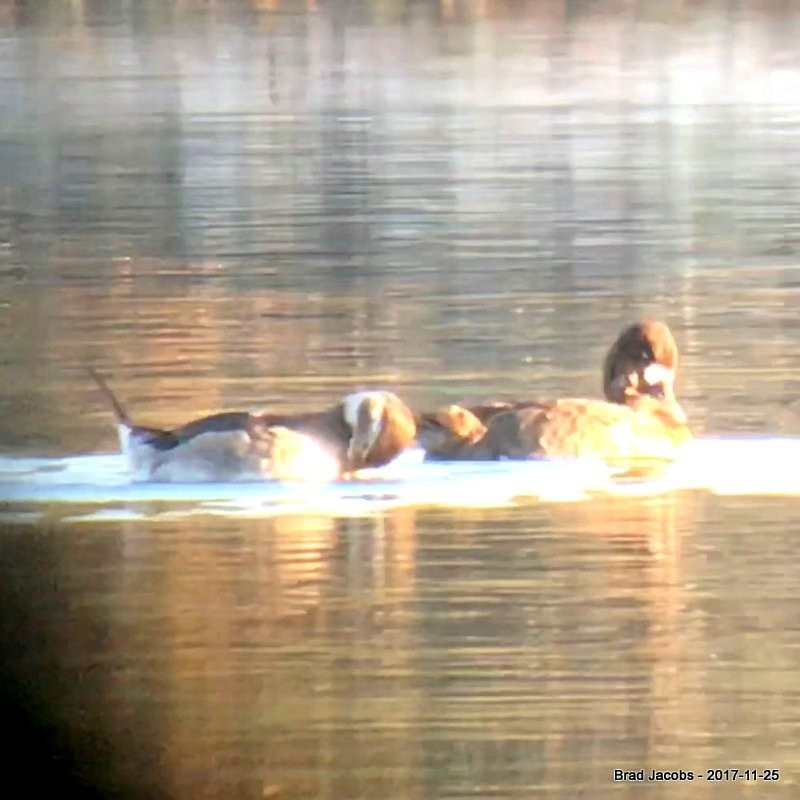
1 0 800 797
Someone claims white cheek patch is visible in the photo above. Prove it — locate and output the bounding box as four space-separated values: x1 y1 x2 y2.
342 391 377 428
642 363 674 387
343 391 387 457
347 416 384 463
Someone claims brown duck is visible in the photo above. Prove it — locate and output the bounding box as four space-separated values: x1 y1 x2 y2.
417 320 691 467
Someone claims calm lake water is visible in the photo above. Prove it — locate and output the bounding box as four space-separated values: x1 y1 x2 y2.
2 0 800 797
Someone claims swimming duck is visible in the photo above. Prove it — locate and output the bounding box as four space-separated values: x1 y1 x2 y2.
89 369 417 482
417 320 691 466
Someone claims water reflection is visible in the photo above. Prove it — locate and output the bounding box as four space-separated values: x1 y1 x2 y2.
4 494 800 797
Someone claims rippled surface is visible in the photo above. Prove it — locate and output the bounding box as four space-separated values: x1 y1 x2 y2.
2 1 800 797
5 495 800 798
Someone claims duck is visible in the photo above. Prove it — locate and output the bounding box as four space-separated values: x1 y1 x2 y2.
89 369 417 483
602 318 680 406
416 320 691 467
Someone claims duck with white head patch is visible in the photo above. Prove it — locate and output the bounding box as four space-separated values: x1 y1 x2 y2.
417 319 691 469
602 318 682 412
89 369 417 483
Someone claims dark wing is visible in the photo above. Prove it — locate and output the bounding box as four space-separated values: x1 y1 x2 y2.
171 411 254 443
128 411 255 453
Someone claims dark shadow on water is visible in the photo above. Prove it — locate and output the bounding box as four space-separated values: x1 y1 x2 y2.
0 521 168 798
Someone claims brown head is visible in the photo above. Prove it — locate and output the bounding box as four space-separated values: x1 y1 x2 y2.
416 404 487 457
603 320 680 406
341 391 417 471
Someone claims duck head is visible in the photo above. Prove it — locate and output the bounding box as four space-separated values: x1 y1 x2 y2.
342 390 417 470
603 319 680 406
416 404 487 456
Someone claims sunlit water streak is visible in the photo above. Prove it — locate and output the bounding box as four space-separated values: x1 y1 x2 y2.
3 437 800 523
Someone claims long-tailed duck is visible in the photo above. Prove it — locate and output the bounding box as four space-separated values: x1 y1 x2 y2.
90 369 417 482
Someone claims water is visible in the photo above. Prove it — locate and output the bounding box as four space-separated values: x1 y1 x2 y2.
2 0 800 797
3 437 800 524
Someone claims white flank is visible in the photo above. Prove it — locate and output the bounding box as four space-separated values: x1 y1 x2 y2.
342 391 380 428
265 433 341 483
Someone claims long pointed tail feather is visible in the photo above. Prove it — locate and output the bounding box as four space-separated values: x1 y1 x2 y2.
87 367 131 425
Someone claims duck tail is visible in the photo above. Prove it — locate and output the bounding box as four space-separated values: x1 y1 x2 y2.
88 367 131 426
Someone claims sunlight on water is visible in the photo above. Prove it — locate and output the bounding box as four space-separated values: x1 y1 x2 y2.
3 437 800 523
0 448 602 520
671 437 800 495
